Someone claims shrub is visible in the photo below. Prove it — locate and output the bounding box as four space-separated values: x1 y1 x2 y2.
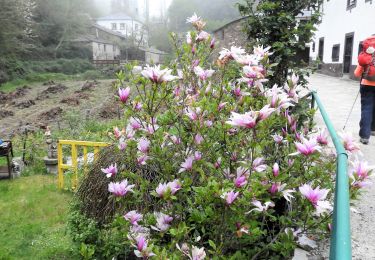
69 15 369 259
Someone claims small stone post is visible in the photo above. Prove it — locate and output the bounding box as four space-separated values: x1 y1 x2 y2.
43 126 58 175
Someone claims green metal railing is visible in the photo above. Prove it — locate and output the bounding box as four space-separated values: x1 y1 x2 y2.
310 91 351 260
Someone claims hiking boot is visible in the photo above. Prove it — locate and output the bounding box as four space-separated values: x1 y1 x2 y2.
360 138 369 145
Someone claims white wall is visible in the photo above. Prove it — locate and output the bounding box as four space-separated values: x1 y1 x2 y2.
92 42 121 60
310 0 375 65
96 19 148 45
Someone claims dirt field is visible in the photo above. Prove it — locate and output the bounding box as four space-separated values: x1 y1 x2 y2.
0 79 120 137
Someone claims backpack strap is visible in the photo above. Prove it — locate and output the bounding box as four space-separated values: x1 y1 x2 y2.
362 53 375 81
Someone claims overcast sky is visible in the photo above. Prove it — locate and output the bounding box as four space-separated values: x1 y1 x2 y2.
93 0 172 17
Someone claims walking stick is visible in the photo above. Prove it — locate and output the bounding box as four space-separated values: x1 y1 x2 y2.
343 90 360 130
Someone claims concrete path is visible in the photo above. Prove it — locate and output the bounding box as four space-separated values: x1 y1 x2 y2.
309 74 375 260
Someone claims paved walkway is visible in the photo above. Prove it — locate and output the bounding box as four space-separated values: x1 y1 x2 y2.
309 74 375 260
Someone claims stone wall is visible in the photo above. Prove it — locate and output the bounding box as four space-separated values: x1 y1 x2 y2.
212 17 249 55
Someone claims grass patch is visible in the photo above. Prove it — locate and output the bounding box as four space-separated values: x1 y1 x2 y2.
0 175 79 259
0 70 114 93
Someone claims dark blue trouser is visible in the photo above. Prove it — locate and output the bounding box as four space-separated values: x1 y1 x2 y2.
359 85 375 139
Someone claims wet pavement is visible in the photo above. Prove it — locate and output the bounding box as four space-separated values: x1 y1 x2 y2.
309 73 375 260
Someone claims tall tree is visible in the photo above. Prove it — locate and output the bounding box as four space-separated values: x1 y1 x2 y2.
238 0 324 86
33 0 94 57
0 0 36 57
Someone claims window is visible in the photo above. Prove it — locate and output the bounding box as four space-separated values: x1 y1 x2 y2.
113 45 116 52
120 23 125 30
111 23 117 30
332 44 340 62
347 0 356 9
312 42 315 52
104 44 106 52
135 24 139 31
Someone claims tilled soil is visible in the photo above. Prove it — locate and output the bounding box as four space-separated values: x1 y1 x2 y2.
0 79 116 137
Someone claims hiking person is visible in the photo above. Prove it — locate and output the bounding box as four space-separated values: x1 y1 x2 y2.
355 35 375 144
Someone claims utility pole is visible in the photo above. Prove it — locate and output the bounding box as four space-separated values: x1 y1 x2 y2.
145 0 149 24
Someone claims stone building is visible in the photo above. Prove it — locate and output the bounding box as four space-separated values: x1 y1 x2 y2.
212 17 249 52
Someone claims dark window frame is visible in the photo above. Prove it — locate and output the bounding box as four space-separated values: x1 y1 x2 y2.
332 44 340 62
347 0 357 10
120 23 125 30
111 23 117 30
312 42 316 52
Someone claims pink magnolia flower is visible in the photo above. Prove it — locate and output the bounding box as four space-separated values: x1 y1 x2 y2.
186 13 201 24
339 132 361 153
194 134 204 145
137 137 150 154
124 210 143 226
194 66 215 81
118 87 130 103
194 151 202 161
170 135 181 145
168 179 182 194
191 246 206 260
129 117 142 130
214 157 222 169
226 111 258 129
196 31 210 41
137 154 149 165
179 156 194 173
221 190 239 205
219 46 246 61
234 54 258 65
217 102 228 111
151 212 173 232
289 73 299 86
243 65 264 79
349 159 374 180
101 163 118 178
108 179 134 197
155 183 169 198
133 101 143 111
118 140 127 151
234 175 247 188
156 179 181 198
269 182 286 194
316 128 329 145
258 104 275 120
299 184 329 206
273 163 279 177
141 65 177 83
246 200 275 214
186 32 192 45
113 127 124 139
185 107 201 121
252 157 267 172
272 134 284 144
133 236 156 258
253 45 272 58
205 120 213 127
291 137 321 156
210 38 215 49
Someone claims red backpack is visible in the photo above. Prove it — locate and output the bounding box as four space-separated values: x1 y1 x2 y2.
358 36 375 81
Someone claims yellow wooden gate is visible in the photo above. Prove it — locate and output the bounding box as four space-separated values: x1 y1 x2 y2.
57 140 109 190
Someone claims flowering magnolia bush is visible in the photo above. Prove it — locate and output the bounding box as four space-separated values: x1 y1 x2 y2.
69 14 372 259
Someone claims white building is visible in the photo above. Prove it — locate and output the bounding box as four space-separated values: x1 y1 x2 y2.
72 35 121 61
309 0 375 78
96 13 148 46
